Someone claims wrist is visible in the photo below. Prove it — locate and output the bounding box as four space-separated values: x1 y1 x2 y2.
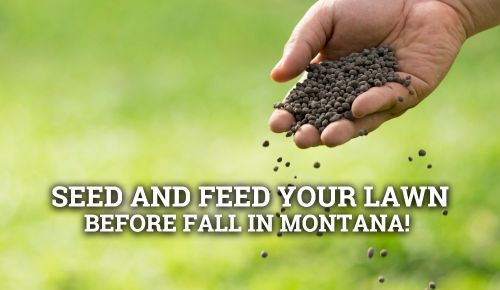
440 0 500 37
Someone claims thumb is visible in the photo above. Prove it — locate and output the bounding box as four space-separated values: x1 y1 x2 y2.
271 1 334 82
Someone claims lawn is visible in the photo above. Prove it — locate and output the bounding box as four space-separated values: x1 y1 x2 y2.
0 0 499 289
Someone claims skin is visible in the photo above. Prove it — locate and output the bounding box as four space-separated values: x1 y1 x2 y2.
269 0 500 149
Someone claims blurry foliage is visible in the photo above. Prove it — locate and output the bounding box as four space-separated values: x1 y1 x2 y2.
0 0 498 289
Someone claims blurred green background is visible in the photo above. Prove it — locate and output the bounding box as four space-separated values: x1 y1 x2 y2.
0 0 499 289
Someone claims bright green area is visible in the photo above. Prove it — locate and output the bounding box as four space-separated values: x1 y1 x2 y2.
0 0 499 289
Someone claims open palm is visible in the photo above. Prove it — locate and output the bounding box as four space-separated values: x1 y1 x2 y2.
269 0 467 148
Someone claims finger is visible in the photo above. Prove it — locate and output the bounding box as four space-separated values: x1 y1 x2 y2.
268 109 295 133
271 1 334 82
294 124 321 149
321 112 393 147
268 73 308 133
351 82 412 118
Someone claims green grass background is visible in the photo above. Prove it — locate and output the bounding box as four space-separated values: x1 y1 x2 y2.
0 0 499 289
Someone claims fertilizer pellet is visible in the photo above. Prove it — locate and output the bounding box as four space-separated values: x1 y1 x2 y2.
427 164 432 169
294 176 297 179
367 247 375 259
262 140 269 147
273 166 279 172
314 162 321 169
380 249 388 257
277 157 282 162
285 162 290 167
408 156 413 162
418 149 426 156
378 276 385 283
442 209 448 216
429 281 436 289
280 207 286 213
316 231 323 237
398 96 404 102
324 207 331 212
275 212 280 218
275 46 409 134
261 251 268 258
277 231 283 237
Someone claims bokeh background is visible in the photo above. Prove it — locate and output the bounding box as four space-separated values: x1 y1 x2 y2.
0 0 499 289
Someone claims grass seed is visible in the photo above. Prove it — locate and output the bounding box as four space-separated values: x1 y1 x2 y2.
275 46 409 134
380 249 388 257
367 247 375 259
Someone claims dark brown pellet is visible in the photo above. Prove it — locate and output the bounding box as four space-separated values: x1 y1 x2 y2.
324 207 331 212
273 166 279 172
285 162 290 167
380 249 388 257
313 162 321 169
261 251 268 258
418 149 426 156
276 231 283 237
378 276 385 283
442 209 448 216
262 140 269 147
427 164 432 169
408 156 413 162
294 175 297 179
274 46 408 135
429 281 436 289
280 207 285 213
367 247 375 259
316 231 323 237
277 157 282 162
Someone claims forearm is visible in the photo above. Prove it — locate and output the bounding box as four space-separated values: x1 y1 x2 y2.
440 0 500 37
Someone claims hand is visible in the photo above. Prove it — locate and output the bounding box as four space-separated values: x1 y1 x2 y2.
268 0 467 148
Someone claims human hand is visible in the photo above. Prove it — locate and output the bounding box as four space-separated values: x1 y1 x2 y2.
268 0 468 148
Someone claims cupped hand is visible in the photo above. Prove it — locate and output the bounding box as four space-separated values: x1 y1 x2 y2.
269 0 467 148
